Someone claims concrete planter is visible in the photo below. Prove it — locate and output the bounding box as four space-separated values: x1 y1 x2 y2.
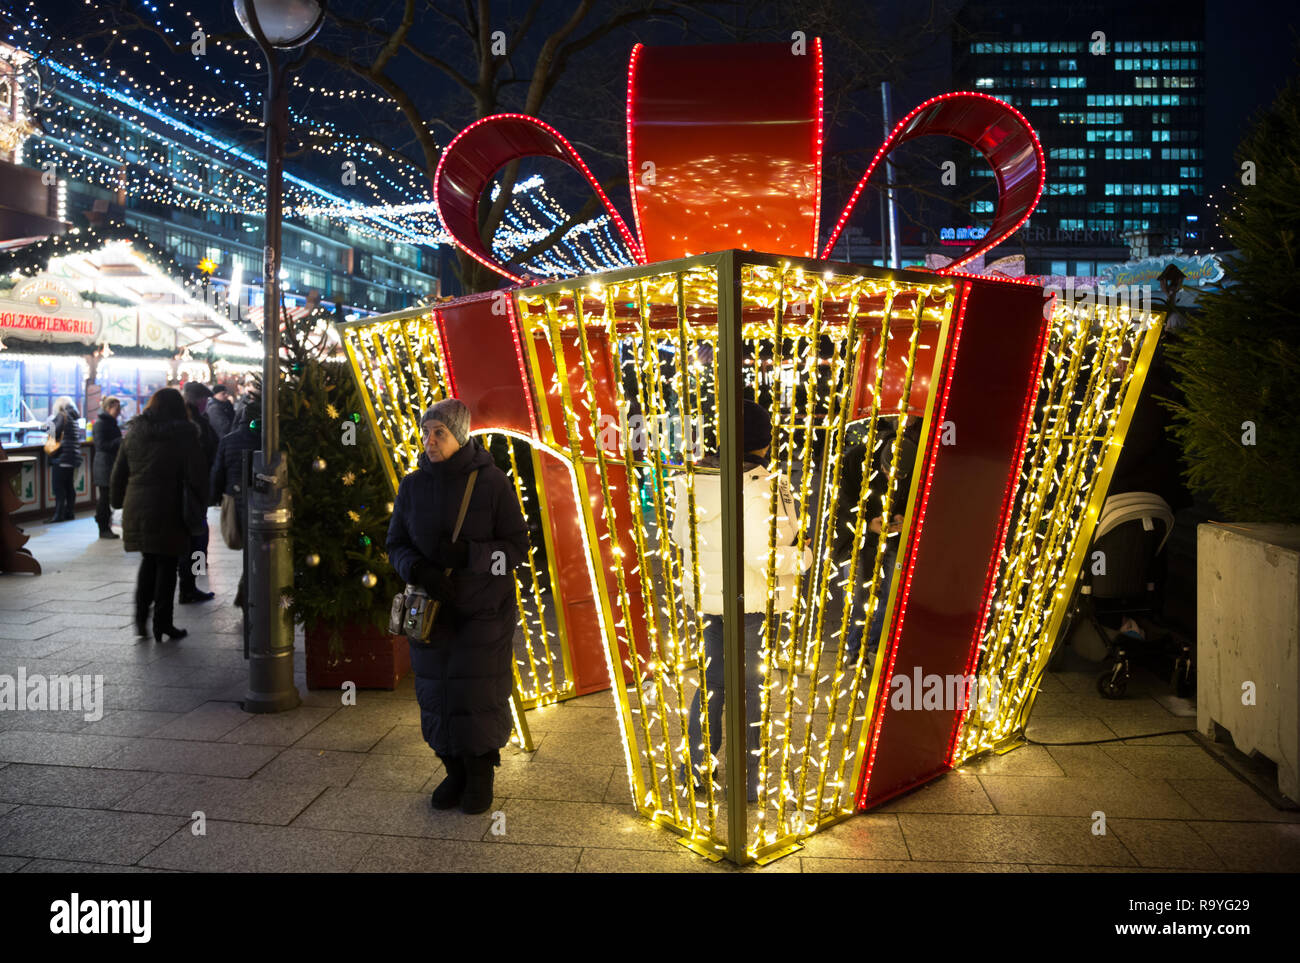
304 619 410 691
1197 523 1300 802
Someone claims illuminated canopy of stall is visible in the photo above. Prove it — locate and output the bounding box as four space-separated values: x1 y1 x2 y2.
0 237 261 360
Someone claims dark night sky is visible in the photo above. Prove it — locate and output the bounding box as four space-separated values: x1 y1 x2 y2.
10 0 1300 241
1204 0 1299 189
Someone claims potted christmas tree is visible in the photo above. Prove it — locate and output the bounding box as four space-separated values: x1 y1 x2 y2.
1166 71 1300 801
279 309 407 689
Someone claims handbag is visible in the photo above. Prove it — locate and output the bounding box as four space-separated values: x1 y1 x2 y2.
220 491 243 550
43 418 60 455
389 469 479 642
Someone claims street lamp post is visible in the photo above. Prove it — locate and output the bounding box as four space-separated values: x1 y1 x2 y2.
235 0 324 712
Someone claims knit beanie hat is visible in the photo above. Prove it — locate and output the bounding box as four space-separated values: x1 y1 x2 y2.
742 399 772 454
422 398 470 445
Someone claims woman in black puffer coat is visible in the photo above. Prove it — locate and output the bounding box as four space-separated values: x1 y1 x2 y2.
92 397 123 538
48 396 83 522
110 387 208 642
386 398 528 815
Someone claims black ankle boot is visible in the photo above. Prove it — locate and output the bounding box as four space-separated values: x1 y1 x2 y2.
460 751 499 815
430 754 467 810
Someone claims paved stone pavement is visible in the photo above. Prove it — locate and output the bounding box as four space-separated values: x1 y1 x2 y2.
1 511 1297 873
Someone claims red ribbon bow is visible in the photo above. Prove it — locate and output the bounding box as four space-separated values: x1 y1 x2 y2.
434 40 1045 284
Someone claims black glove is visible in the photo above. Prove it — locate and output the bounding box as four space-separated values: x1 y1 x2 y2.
435 535 470 570
412 560 455 603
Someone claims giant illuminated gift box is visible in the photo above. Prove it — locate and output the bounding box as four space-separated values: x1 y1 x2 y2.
340 40 1164 864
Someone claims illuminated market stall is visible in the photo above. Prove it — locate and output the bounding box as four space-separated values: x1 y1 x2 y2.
340 40 1164 864
0 233 261 520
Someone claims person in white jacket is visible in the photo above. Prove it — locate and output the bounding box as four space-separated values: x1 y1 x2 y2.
671 399 809 801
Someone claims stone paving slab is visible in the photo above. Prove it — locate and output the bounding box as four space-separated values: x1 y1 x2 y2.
0 855 28 871
0 731 132 766
529 726 630 769
484 798 683 852
977 774 1201 819
0 805 185 865
83 710 183 738
219 706 336 746
113 772 325 826
292 713 400 753
353 753 439 793
800 857 1029 873
0 764 155 808
139 821 377 873
874 771 997 815
368 724 433 756
291 786 487 841
1166 778 1300 823
150 702 252 742
1021 716 1121 743
251 748 367 787
0 639 94 662
74 660 199 687
492 758 616 804
354 835 582 873
795 814 911 861
93 739 280 778
17 859 172 873
0 708 92 733
1186 821 1300 871
98 684 213 715
1107 818 1227 870
897 813 1139 866
35 640 172 664
959 745 1066 778
1102 744 1236 781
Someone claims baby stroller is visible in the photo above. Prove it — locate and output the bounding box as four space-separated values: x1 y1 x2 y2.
1057 492 1188 698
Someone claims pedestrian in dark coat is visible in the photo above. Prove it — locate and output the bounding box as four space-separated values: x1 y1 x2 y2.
386 398 528 815
47 396 83 522
177 381 219 603
210 396 261 607
110 387 208 642
205 384 236 439
92 397 123 539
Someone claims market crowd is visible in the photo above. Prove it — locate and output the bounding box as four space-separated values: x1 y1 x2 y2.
50 379 261 641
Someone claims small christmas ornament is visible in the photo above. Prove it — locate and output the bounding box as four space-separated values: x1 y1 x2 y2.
279 593 293 610
351 413 361 422
385 501 394 514
304 553 321 567
359 535 371 547
347 510 360 523
342 471 356 486
361 572 378 588
311 457 327 472
325 403 339 419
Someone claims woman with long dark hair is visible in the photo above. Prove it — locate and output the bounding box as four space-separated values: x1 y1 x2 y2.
110 387 208 642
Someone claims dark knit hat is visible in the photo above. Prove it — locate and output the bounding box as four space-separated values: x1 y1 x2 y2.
182 381 212 404
421 398 470 445
743 399 772 454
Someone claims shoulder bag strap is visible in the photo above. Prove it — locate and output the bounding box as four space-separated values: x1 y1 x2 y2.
449 469 479 546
